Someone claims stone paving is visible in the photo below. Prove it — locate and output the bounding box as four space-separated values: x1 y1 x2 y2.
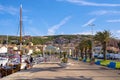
1 59 120 80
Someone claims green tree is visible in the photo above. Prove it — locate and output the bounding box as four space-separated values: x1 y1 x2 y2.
94 30 111 60
78 42 84 59
86 40 92 59
78 39 92 59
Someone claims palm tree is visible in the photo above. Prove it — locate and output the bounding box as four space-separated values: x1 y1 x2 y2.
94 30 111 60
75 46 80 59
79 42 84 59
86 40 92 59
78 39 92 59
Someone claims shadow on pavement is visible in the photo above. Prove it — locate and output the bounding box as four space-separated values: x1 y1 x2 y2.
64 67 111 71
16 76 93 80
20 66 64 73
20 64 113 73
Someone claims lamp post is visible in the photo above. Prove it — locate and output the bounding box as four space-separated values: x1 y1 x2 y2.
88 23 95 59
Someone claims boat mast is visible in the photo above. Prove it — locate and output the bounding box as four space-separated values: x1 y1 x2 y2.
20 4 22 50
19 4 22 65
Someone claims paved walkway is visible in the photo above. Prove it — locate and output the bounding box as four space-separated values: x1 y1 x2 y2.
1 59 120 80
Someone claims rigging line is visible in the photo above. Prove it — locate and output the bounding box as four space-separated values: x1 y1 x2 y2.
16 18 25 37
16 23 25 37
22 22 25 36
17 24 20 36
17 23 25 38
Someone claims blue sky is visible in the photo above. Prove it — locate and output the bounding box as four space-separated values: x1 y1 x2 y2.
0 0 120 38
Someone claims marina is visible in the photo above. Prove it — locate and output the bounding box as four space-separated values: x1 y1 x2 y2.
0 0 120 80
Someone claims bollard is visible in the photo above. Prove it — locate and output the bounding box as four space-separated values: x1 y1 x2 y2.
107 62 116 69
95 60 101 65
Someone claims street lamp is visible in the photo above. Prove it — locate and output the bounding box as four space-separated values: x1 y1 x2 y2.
88 23 95 59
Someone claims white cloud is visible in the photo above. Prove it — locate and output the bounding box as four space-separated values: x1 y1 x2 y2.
0 4 28 15
7 6 18 15
61 32 64 35
107 19 120 23
90 10 108 15
111 30 120 39
57 0 120 7
117 30 120 33
90 10 120 15
48 16 71 35
0 4 19 15
74 32 92 35
82 18 96 27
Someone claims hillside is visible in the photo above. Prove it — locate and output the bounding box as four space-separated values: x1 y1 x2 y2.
0 35 119 49
0 35 91 45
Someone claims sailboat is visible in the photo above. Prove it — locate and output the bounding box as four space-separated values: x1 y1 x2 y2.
7 4 23 71
0 5 25 78
4 4 24 71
